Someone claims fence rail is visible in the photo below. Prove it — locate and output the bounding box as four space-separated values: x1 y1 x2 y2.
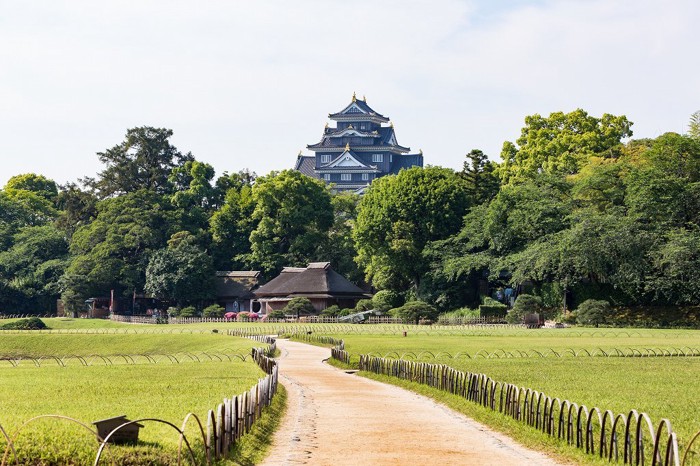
0 337 279 465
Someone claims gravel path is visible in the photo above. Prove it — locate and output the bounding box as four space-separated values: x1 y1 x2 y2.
260 339 564 466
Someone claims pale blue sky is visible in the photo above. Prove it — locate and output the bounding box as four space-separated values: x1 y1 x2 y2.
1 0 698 187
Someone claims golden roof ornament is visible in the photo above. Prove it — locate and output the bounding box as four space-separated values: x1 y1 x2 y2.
325 122 329 129
390 121 394 128
348 124 354 129
363 95 367 102
298 150 303 156
419 148 423 155
345 142 350 151
352 92 357 102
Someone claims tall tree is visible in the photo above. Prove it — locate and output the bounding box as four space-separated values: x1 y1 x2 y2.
354 166 470 292
145 232 215 308
84 126 194 198
499 109 633 183
461 149 500 204
245 170 333 277
61 190 185 310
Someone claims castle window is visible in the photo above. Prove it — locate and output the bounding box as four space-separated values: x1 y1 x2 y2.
341 173 351 181
323 174 330 181
321 154 331 163
362 173 369 181
372 154 383 163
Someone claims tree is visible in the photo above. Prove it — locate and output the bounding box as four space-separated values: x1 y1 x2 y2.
689 110 700 140
371 290 403 312
62 190 187 309
245 170 333 277
507 294 542 324
317 192 363 283
282 297 315 316
210 185 256 270
144 232 215 308
389 300 438 324
0 224 69 313
55 183 98 239
484 175 571 255
85 127 194 198
499 109 633 183
461 149 500 204
575 299 611 327
647 228 700 305
354 167 470 292
5 174 58 202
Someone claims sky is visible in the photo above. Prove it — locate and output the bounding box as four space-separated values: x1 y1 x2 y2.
1 0 699 188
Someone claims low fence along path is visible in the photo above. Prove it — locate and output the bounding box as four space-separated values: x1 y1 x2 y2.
261 339 563 466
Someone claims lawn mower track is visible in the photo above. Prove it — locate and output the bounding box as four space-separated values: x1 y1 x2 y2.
260 339 563 466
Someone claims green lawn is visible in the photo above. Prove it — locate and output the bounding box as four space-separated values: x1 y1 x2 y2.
313 326 700 464
0 322 272 464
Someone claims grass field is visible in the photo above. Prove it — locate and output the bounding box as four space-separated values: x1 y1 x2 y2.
303 325 700 465
0 320 271 464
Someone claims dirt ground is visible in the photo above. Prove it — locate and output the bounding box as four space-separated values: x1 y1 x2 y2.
260 339 564 466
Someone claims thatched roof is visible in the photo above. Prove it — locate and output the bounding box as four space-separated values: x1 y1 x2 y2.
215 271 260 299
254 262 368 299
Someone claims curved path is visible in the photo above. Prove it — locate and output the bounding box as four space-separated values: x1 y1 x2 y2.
261 339 564 466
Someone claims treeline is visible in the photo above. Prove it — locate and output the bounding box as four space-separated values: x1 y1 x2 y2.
1 111 699 322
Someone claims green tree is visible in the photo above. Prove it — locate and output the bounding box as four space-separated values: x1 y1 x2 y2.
371 290 403 312
144 232 215 308
210 185 256 270
55 183 98 239
648 228 700 305
499 109 633 183
354 167 470 292
484 175 571 255
317 192 362 283
0 224 69 313
461 149 500 204
575 299 611 327
5 173 58 202
507 294 542 324
282 297 315 316
245 170 333 277
689 110 700 140
389 300 438 324
62 190 187 309
84 126 194 198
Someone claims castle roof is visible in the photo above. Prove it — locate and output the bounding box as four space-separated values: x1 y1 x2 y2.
328 94 390 123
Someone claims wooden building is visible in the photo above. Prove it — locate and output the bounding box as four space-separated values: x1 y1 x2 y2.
215 271 261 313
254 262 370 314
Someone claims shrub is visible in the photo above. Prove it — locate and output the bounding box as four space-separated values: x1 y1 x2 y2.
282 297 315 316
355 299 373 312
178 306 198 318
166 306 179 317
389 300 439 324
338 308 354 317
372 290 403 312
575 299 611 327
438 307 480 323
0 317 48 330
321 305 340 317
237 312 258 321
479 297 508 318
202 304 225 318
267 310 287 319
507 294 542 324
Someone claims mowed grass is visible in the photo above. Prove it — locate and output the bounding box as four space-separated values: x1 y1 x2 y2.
0 333 257 358
0 326 269 464
327 328 700 457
